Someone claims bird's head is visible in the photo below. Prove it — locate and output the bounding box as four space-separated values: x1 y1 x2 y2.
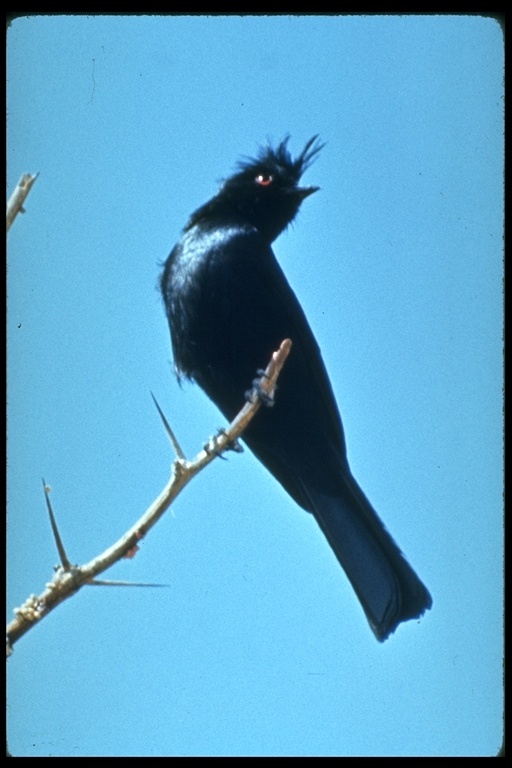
190 136 324 243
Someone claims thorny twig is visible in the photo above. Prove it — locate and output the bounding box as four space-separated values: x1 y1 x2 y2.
6 339 292 654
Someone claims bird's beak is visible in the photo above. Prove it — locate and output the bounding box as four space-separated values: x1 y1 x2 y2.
297 185 320 199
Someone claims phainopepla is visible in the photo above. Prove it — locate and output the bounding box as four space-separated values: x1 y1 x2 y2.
160 136 432 641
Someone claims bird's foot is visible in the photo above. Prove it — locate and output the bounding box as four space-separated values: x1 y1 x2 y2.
203 435 226 459
245 370 275 407
216 428 244 454
204 428 244 459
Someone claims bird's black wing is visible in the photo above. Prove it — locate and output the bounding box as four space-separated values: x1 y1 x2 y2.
163 224 432 640
165 224 349 509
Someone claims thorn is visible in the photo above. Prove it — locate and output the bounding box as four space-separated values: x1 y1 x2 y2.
42 479 73 571
150 392 186 460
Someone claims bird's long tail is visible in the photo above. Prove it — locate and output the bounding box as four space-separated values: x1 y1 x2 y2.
301 473 432 641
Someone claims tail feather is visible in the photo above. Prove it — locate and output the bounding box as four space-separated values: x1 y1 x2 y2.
300 474 432 641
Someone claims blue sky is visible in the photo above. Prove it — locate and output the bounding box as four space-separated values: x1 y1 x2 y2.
7 15 503 757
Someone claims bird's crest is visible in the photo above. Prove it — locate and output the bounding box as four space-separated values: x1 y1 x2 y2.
235 135 324 183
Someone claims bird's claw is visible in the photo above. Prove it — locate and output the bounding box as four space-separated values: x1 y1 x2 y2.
216 428 244 454
203 436 226 459
204 429 244 459
245 376 275 407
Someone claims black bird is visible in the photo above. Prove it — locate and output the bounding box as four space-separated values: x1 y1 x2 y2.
160 136 432 641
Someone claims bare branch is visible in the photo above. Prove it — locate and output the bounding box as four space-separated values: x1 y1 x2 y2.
6 339 292 653
6 173 39 231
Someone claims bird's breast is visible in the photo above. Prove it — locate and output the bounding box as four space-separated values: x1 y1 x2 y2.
165 225 262 386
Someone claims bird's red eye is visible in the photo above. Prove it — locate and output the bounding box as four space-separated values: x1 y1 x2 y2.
255 174 273 186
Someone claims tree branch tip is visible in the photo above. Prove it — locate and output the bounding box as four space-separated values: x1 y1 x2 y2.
6 172 40 231
272 338 292 361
